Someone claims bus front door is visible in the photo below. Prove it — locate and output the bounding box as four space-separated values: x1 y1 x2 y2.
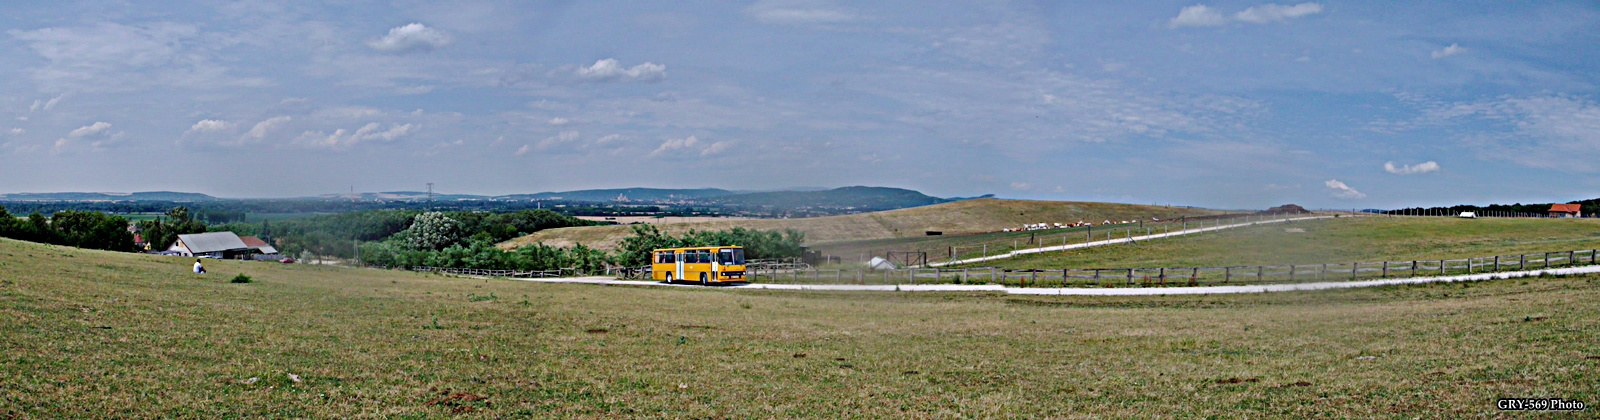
675 252 684 281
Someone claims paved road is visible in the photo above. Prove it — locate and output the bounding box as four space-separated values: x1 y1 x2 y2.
927 215 1333 267
509 264 1600 295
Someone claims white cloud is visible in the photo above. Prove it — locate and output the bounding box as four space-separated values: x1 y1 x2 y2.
9 128 24 135
38 94 67 111
573 59 666 83
701 140 733 156
1324 179 1366 199
535 130 580 150
548 117 569 126
650 135 700 156
1169 5 1227 28
296 122 414 150
1233 3 1324 23
1384 161 1440 175
1170 3 1322 28
514 144 531 156
366 23 452 53
746 0 859 25
1010 182 1032 191
1430 43 1466 59
187 119 236 134
68 121 111 137
243 116 292 141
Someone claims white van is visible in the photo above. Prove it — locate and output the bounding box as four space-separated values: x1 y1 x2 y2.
1458 211 1477 218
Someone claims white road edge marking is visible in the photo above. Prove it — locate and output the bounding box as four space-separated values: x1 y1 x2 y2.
507 264 1600 296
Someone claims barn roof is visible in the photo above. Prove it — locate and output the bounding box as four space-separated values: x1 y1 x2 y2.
175 232 250 254
239 236 279 254
1550 203 1582 213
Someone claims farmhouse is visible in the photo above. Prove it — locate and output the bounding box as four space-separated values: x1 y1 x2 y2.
1548 203 1581 218
167 232 254 259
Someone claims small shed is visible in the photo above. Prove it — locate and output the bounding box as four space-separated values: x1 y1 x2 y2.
168 232 253 259
1549 204 1581 218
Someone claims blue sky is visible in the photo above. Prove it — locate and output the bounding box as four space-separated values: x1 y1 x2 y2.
2 1 1598 209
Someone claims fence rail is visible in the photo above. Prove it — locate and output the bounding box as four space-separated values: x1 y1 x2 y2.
410 266 573 278
738 249 1600 287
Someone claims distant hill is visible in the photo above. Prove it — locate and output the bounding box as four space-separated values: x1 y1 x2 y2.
0 191 218 202
707 186 947 210
314 191 494 201
496 188 735 202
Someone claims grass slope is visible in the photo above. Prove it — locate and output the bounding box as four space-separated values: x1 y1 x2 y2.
501 198 1225 251
969 216 1600 269
3 237 1598 417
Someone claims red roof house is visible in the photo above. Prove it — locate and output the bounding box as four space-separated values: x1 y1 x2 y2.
1549 203 1581 218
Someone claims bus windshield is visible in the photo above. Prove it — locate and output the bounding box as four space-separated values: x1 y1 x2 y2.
718 249 745 265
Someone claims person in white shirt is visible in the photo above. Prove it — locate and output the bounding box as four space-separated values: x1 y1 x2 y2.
193 259 206 274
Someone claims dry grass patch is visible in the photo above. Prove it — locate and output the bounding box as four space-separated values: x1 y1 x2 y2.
502 198 1224 251
1 237 1596 417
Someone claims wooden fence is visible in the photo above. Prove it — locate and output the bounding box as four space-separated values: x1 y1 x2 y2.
741 249 1600 287
411 266 572 278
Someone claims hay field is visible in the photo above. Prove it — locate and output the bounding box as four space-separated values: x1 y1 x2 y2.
967 216 1600 270
3 237 1598 417
501 199 1226 251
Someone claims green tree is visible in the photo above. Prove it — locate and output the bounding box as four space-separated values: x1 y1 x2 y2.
402 212 463 251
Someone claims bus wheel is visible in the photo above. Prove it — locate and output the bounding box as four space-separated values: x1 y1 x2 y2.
664 273 673 284
700 272 709 286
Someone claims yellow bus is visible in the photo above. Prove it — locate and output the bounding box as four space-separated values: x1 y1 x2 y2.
651 246 746 285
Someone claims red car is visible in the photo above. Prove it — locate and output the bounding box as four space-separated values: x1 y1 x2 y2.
279 258 296 264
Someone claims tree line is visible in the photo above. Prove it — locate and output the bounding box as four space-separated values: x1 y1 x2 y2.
356 214 806 274
0 206 139 252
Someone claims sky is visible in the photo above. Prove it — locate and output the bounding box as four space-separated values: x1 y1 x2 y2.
2 1 1598 209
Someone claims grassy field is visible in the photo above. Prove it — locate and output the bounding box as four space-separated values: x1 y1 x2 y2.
961 216 1600 270
807 215 1261 267
3 237 1598 417
501 198 1225 251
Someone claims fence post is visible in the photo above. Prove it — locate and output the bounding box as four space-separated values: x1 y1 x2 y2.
1351 262 1358 280
1440 259 1445 276
1321 263 1327 281
1494 256 1499 271
1158 267 1165 285
1063 269 1069 286
1520 254 1526 271
1411 261 1417 277
1127 268 1134 285
1570 251 1576 267
1257 266 1263 282
1383 261 1388 277
1544 252 1551 269
963 268 969 284
1467 258 1473 274
1224 266 1230 283
991 267 997 283
1289 265 1295 282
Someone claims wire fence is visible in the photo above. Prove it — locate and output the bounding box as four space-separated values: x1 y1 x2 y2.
740 249 1600 287
410 266 573 278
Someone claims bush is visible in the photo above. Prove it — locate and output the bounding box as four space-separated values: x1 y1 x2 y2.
230 274 252 283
